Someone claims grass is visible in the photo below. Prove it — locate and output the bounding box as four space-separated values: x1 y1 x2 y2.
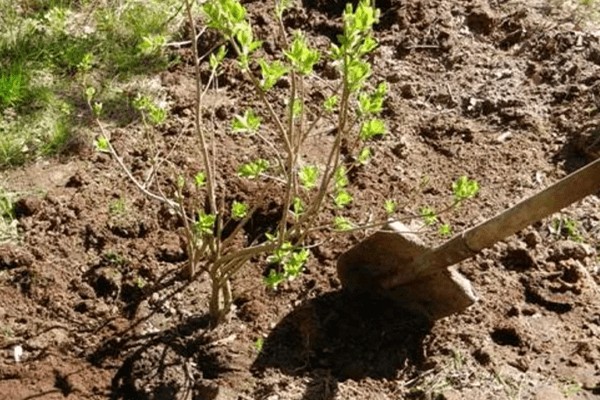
0 0 184 168
0 187 18 244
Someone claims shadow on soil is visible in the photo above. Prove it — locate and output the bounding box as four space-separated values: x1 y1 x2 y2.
553 125 600 174
253 291 433 400
90 289 431 400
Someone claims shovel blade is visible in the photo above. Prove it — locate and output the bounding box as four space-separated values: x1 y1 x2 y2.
383 268 477 320
337 221 478 320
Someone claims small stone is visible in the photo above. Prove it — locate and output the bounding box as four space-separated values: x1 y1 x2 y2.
150 292 160 304
13 345 23 363
495 131 512 143
524 231 542 248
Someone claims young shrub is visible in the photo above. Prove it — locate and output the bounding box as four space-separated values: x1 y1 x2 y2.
92 0 480 325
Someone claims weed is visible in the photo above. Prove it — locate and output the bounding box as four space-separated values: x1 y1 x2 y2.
134 275 146 289
384 199 397 215
108 197 127 216
1 325 13 338
0 187 15 220
562 380 583 397
253 337 264 353
0 187 18 244
103 251 129 267
551 216 583 242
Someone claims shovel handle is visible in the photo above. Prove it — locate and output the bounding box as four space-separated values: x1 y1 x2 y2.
396 158 600 284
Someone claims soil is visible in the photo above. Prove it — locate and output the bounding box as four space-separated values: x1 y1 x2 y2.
1 0 600 399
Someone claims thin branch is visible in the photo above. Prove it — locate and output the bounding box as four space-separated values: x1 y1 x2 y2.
93 116 178 209
184 0 217 215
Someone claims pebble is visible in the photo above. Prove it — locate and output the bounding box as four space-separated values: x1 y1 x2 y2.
524 231 542 248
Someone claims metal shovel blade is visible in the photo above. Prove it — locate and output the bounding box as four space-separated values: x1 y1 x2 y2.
337 221 478 320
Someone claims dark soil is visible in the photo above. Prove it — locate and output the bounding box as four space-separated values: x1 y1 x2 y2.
1 0 600 399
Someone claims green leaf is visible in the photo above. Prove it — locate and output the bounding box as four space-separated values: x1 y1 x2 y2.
254 337 264 352
353 1 379 32
292 197 304 219
266 243 308 283
194 171 207 187
323 95 338 112
77 52 94 73
195 212 216 236
384 199 396 215
85 86 96 103
264 232 277 243
267 241 293 264
452 176 480 202
333 216 354 231
358 82 387 116
357 35 378 56
234 22 262 69
94 137 110 153
347 59 371 92
232 109 262 133
359 118 386 140
176 175 185 189
258 59 288 90
137 34 166 55
283 248 308 279
334 189 353 208
332 0 380 71
264 269 285 290
334 166 349 189
299 165 319 189
202 0 247 35
284 32 320 75
209 46 227 71
330 43 343 60
108 198 126 215
357 147 372 165
231 200 248 220
439 223 452 238
92 102 103 117
238 159 269 179
275 0 292 18
133 94 166 125
420 206 438 226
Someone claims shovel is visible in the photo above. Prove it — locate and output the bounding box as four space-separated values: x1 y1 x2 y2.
337 158 600 320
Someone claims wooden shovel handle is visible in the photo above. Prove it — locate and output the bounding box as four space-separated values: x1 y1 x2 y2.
390 158 600 286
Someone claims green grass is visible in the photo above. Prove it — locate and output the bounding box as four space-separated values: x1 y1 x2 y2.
0 0 184 168
0 187 18 244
